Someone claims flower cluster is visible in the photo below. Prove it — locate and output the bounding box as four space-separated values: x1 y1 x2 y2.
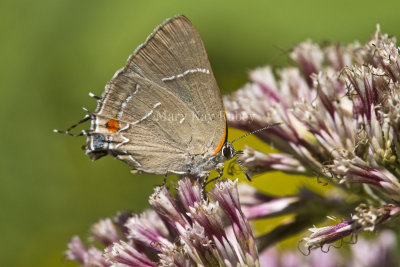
224 26 400 250
66 179 399 266
260 230 398 267
66 178 259 266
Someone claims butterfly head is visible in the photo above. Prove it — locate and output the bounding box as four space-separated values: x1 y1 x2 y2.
221 142 235 160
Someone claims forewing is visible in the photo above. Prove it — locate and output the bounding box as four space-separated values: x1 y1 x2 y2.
122 15 226 154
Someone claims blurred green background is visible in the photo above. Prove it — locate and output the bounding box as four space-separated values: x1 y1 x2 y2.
2 0 400 266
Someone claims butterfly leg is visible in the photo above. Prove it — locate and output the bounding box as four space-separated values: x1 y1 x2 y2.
233 152 252 182
199 171 210 199
205 163 225 186
162 174 168 187
215 163 224 181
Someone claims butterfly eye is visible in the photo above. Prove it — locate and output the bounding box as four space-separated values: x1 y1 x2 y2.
222 145 232 159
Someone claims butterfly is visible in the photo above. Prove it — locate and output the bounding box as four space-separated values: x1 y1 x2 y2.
56 15 280 181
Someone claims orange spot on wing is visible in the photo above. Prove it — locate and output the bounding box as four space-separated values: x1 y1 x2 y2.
106 119 119 133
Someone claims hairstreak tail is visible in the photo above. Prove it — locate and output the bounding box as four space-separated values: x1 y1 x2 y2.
55 15 282 181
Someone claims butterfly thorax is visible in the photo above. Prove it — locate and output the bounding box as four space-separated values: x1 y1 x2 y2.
183 142 235 176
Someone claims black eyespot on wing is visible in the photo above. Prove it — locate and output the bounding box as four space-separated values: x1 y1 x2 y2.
86 134 108 161
92 134 106 150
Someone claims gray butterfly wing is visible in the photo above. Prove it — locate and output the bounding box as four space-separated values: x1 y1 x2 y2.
87 15 227 174
121 15 227 155
88 74 209 174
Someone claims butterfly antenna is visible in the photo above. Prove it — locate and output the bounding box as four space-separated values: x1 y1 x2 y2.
232 122 284 143
231 122 283 181
53 114 91 137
